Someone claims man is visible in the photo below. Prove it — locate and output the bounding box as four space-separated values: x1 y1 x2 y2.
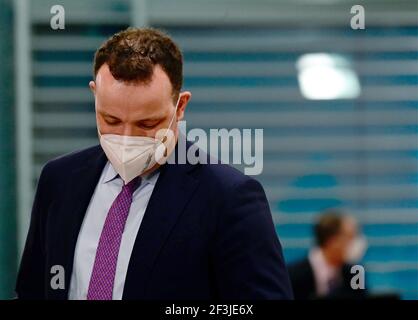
288 210 367 300
15 28 293 300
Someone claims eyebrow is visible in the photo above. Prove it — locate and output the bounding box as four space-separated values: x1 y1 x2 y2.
100 111 165 122
101 112 121 120
136 116 165 124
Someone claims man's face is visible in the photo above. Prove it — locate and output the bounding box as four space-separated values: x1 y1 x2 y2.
90 64 190 139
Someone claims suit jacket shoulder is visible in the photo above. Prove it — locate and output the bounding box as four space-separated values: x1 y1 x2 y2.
288 258 316 300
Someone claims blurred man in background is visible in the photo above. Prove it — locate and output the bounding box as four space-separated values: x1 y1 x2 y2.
288 210 368 300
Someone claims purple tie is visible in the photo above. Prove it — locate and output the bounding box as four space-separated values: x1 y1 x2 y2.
87 177 140 300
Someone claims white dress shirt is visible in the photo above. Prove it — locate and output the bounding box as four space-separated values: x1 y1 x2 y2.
308 247 340 297
68 162 160 300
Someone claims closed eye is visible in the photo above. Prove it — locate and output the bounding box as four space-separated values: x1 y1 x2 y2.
100 112 122 125
136 119 163 129
104 117 121 125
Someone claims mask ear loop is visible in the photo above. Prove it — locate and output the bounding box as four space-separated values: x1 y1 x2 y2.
163 95 181 139
154 95 181 160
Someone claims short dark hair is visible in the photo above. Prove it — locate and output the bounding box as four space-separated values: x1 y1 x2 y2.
314 209 345 247
93 27 183 100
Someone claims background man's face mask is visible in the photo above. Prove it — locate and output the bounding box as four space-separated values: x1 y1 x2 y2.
344 235 368 263
98 97 180 183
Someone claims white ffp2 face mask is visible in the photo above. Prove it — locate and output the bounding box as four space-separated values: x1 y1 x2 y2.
98 98 179 183
345 235 368 263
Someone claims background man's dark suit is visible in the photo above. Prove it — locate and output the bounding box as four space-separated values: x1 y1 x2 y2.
289 258 366 300
16 142 293 299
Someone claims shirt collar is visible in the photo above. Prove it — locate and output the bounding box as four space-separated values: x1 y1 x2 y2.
309 247 338 275
102 161 160 186
102 162 119 184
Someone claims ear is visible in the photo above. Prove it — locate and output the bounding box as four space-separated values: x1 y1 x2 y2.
89 80 96 94
176 91 191 121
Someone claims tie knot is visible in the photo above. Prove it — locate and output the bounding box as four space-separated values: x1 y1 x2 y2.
123 176 141 194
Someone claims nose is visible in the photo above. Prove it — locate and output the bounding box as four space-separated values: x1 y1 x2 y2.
122 124 135 136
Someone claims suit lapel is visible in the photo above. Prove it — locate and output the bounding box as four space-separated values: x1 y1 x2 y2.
47 146 107 299
122 159 200 299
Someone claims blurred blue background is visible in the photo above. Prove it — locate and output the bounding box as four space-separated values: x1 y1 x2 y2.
0 0 417 299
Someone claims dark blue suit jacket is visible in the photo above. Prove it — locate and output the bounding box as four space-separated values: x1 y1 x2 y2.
16 142 293 300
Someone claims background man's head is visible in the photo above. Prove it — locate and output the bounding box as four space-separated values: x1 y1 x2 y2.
90 27 191 138
314 209 362 266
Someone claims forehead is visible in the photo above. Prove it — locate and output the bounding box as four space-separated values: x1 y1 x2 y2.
95 64 173 111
